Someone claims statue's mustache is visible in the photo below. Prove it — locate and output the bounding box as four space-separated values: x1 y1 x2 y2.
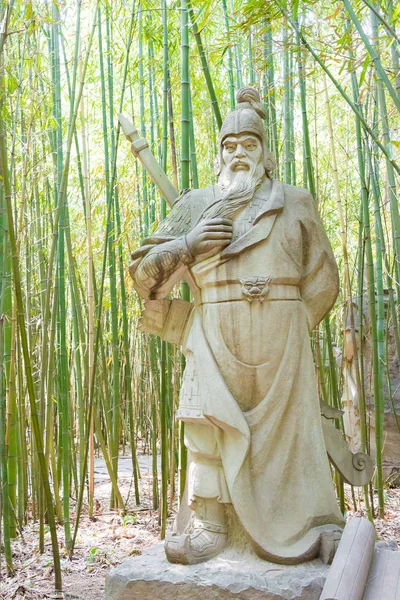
229 157 252 170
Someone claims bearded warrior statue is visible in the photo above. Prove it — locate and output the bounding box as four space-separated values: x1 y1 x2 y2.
129 88 359 566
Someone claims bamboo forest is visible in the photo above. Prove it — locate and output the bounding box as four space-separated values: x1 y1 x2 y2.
0 0 399 597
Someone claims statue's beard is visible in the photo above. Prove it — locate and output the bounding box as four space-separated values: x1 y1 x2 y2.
200 158 265 221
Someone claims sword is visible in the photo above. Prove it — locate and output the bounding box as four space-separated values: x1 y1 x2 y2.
118 113 179 208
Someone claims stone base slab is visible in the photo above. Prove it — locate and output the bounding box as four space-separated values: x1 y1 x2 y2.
105 542 329 600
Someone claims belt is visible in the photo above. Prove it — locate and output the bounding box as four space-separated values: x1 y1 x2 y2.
200 277 301 304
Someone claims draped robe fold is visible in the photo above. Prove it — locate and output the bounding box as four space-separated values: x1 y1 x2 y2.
130 179 344 564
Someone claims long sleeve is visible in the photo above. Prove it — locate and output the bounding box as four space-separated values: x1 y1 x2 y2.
130 236 193 300
129 188 206 300
299 194 339 330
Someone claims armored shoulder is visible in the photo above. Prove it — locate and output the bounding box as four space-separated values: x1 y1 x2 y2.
281 184 321 226
282 183 314 207
156 187 210 237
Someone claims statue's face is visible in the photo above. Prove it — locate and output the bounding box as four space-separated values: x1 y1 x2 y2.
221 133 263 172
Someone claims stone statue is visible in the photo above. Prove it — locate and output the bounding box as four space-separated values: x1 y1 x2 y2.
129 87 346 566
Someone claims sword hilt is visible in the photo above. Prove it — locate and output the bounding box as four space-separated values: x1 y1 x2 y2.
118 113 179 208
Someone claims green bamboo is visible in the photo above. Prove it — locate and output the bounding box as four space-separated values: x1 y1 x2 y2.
188 1 222 129
288 47 295 186
162 0 169 218
148 32 156 224
264 22 279 172
273 0 400 176
369 8 400 313
34 5 99 558
369 107 386 471
45 279 63 524
2 67 14 536
189 88 199 189
94 413 125 510
320 43 371 516
231 0 243 88
0 86 62 594
0 0 15 57
369 11 391 517
347 27 385 516
60 29 89 499
247 28 255 84
112 0 140 506
167 72 179 191
343 0 400 114
0 319 13 573
52 0 72 551
150 339 159 511
363 0 400 46
221 0 235 110
181 0 190 191
97 4 120 509
139 5 149 235
387 0 400 97
283 23 292 185
295 11 345 510
106 5 121 510
160 0 170 537
0 114 12 570
179 0 191 501
296 20 315 195
4 236 15 541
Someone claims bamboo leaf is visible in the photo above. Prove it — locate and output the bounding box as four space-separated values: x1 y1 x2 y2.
25 1 33 20
392 3 400 22
293 0 300 20
325 6 341 20
6 74 18 94
359 54 371 86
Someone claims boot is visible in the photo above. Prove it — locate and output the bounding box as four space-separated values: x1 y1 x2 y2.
165 496 227 565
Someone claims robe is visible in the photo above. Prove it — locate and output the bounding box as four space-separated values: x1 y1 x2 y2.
130 178 344 564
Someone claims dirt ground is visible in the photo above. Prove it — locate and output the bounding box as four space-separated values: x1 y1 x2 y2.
0 456 164 600
1 455 400 600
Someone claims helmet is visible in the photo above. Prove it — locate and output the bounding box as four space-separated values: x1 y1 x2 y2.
217 87 276 176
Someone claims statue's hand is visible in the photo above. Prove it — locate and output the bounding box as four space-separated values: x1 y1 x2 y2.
186 218 233 260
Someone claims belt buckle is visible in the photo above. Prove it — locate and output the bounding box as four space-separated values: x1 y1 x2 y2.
239 276 271 302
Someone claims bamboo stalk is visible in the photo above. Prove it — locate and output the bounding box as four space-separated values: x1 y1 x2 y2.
179 0 190 501
0 169 13 572
283 22 292 185
52 0 72 551
188 2 222 129
347 24 385 516
369 8 400 315
273 0 400 176
221 0 235 109
264 22 279 172
0 84 62 594
343 0 400 113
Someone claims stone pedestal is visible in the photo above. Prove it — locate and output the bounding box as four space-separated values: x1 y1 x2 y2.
105 543 329 600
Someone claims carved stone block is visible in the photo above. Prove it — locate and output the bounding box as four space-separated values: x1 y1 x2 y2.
105 543 329 600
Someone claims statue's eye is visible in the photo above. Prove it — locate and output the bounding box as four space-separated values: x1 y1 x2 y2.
244 141 257 151
224 144 236 153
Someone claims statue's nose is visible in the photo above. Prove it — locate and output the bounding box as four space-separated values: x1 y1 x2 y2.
235 144 245 158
